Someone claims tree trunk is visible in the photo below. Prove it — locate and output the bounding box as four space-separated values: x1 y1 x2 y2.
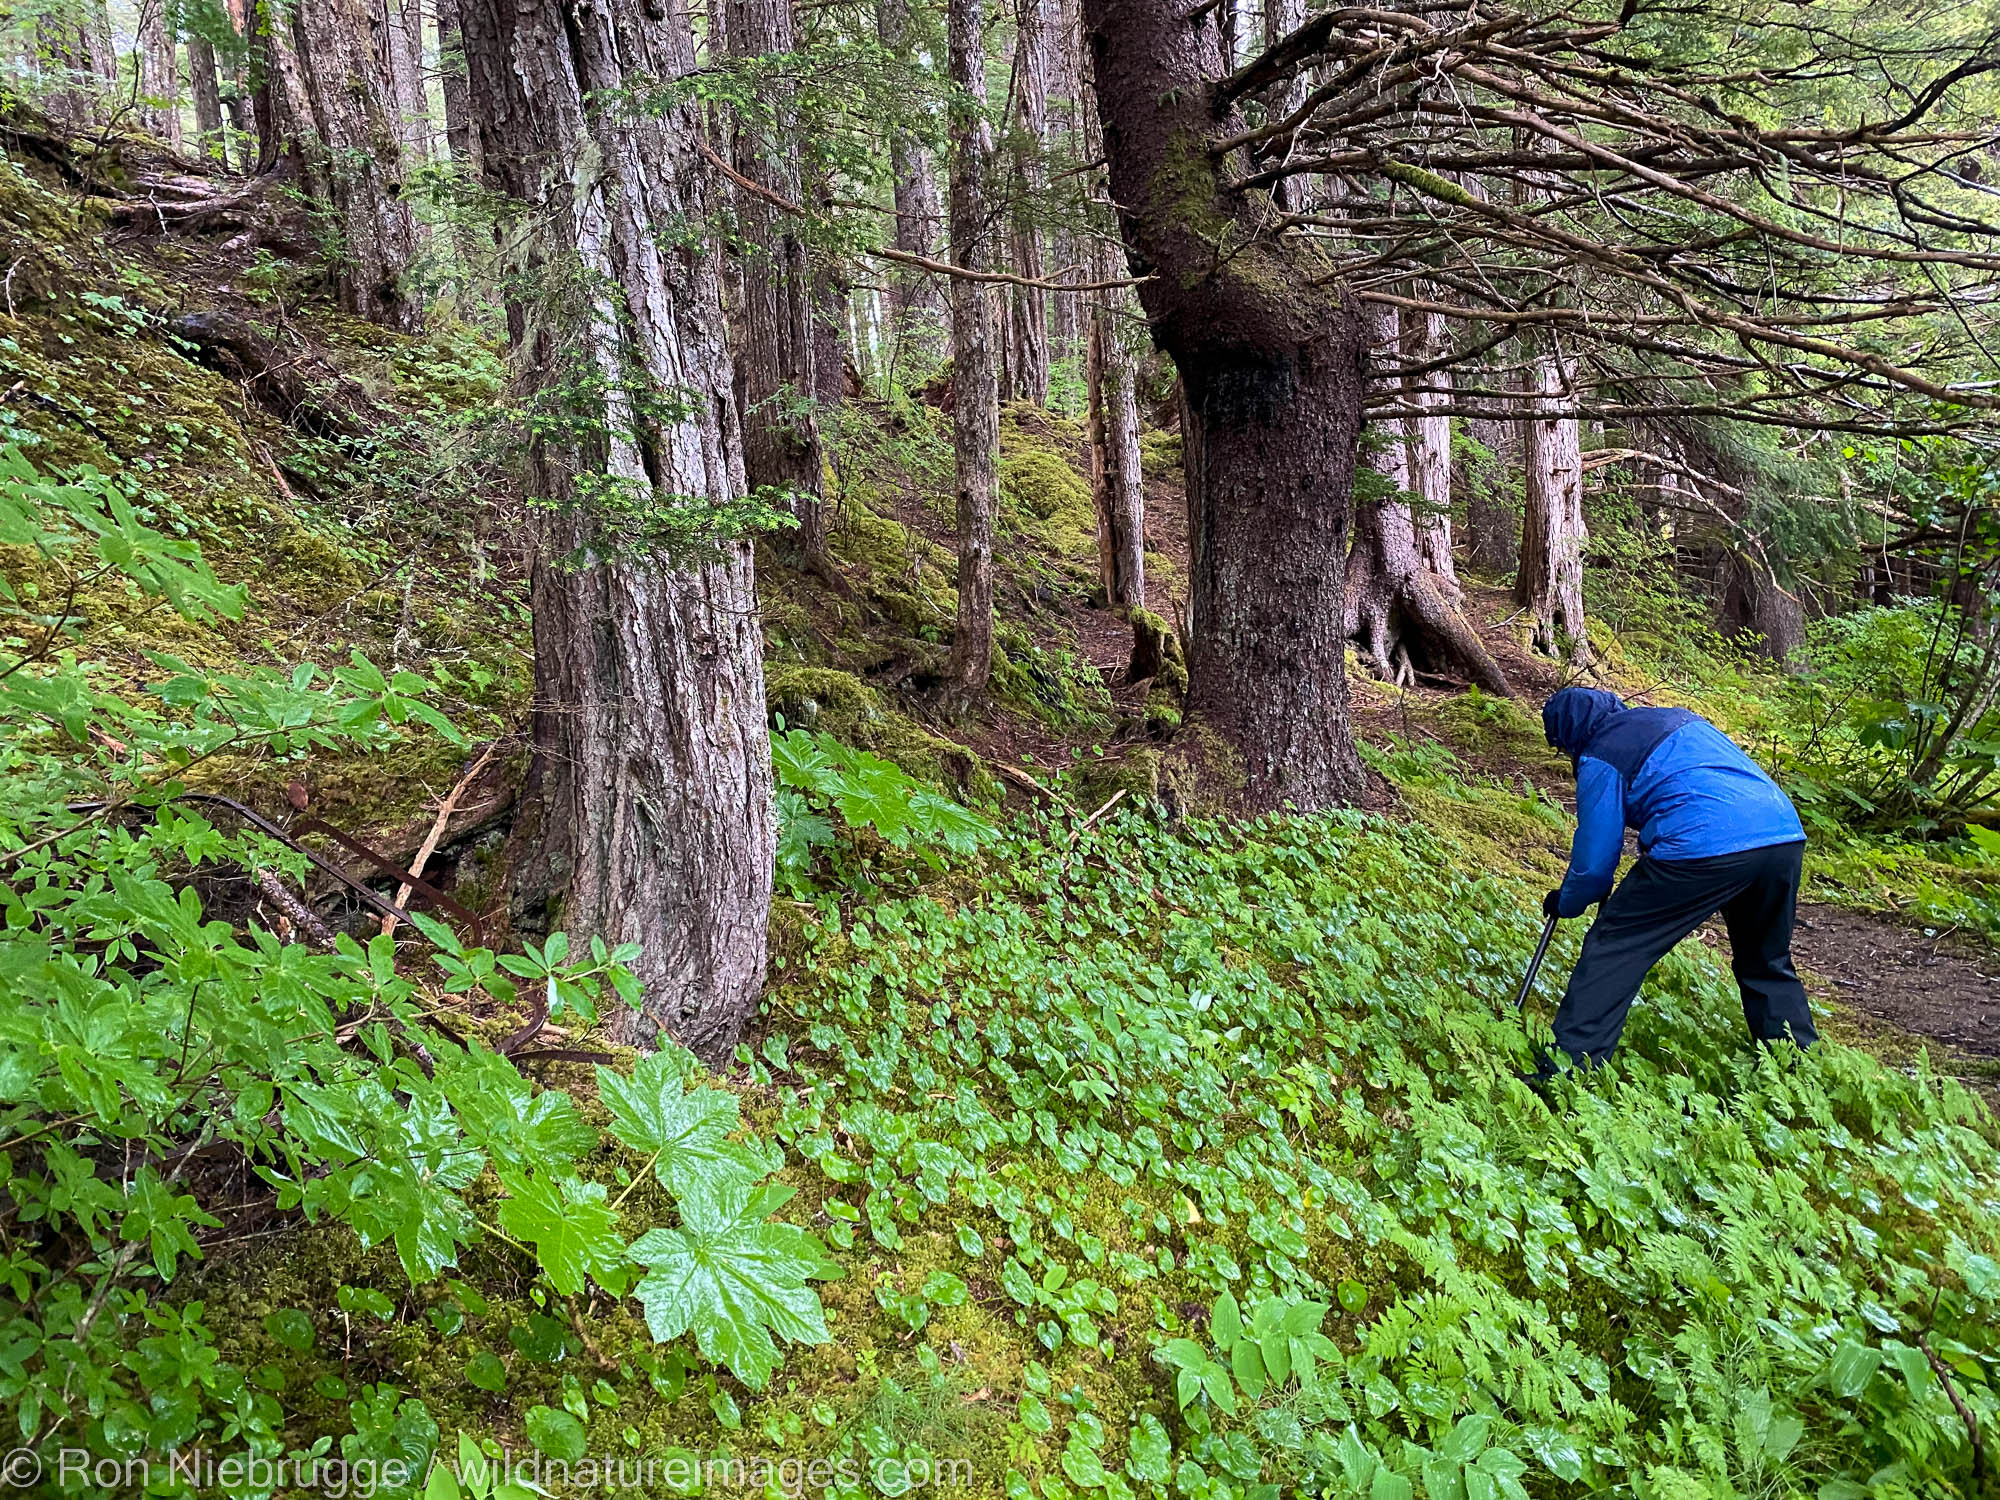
1723 553 1806 663
1045 0 1083 367
945 0 1000 690
1005 0 1051 407
436 0 478 174
1079 7 1141 623
876 0 945 329
727 0 827 565
137 0 182 148
250 0 284 174
1262 0 1304 210
282 0 419 330
460 0 775 1063
37 2 113 125
1086 0 1365 809
1516 343 1590 661
381 0 430 167
1462 399 1517 577
1346 304 1511 695
187 34 227 163
1403 302 1457 596
1087 251 1145 619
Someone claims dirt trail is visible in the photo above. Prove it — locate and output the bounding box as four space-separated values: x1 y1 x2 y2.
1784 903 2000 1093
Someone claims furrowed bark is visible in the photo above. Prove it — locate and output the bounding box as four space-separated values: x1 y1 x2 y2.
137 0 182 148
1404 302 1458 597
1005 0 1051 406
381 0 430 167
727 0 827 565
1087 264 1146 621
436 0 478 175
1080 44 1145 630
1347 304 1511 694
876 0 945 327
282 0 419 330
462 0 776 1062
1517 341 1590 662
187 34 227 163
945 0 1000 691
1087 0 1367 809
1262 0 1304 209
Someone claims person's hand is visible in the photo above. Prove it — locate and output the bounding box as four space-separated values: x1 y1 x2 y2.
1542 889 1563 920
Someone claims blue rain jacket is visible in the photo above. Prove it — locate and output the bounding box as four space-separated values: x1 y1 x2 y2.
1543 688 1804 917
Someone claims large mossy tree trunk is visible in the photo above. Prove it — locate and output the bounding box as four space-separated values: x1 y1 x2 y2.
1517 342 1589 662
1085 0 1365 809
945 0 999 691
727 0 827 565
1004 0 1050 407
461 0 776 1062
280 0 419 330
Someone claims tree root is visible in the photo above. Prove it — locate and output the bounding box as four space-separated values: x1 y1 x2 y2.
1351 568 1514 697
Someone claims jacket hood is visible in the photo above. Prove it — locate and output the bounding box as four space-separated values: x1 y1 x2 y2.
1543 687 1627 757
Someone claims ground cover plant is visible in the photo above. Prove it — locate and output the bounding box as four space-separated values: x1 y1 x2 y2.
7 4 2000 1497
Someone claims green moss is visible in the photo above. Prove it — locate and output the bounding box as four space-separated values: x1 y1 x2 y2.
1139 431 1182 483
765 662 997 799
1071 748 1163 810
1001 449 1092 522
990 626 1115 733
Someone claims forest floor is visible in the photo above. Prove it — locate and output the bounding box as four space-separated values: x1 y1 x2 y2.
10 122 2000 1495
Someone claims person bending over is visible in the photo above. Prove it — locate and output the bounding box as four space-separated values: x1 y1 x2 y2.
1533 686 1815 1076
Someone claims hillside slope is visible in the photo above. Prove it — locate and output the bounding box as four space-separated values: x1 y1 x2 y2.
4 128 1999 1500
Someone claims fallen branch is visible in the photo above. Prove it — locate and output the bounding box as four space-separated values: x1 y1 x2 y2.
989 760 1069 807
380 743 499 938
254 867 338 948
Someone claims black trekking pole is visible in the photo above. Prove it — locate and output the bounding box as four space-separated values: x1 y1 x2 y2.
1513 912 1559 1011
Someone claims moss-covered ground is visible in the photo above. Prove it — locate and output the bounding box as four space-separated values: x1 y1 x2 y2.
7 126 2000 1500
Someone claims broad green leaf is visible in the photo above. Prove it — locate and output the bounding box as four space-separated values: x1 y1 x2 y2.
495 1171 627 1297
629 1180 839 1389
597 1051 771 1198
1519 1427 1583 1483
263 1309 315 1353
1827 1342 1882 1399
1062 1442 1109 1489
464 1350 507 1392
1231 1337 1266 1401
1127 1415 1171 1484
1441 1414 1492 1462
524 1405 587 1461
1211 1289 1242 1352
1259 1329 1291 1387
1281 1299 1329 1336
